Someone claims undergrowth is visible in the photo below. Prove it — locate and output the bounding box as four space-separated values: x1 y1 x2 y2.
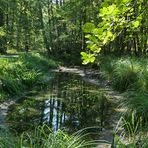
99 56 146 92
0 52 58 101
99 56 148 123
113 117 148 148
0 125 99 148
98 56 148 147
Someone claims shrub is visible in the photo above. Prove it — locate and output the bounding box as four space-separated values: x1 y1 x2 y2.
136 68 148 92
99 55 115 79
113 117 148 148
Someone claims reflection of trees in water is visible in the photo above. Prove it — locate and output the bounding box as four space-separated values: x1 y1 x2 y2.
6 73 112 134
43 73 112 133
6 98 43 133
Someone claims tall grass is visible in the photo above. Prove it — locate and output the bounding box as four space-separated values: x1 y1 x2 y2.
0 52 58 101
112 117 148 148
99 55 115 80
121 91 148 127
0 125 100 148
99 56 148 92
20 52 57 71
99 56 148 147
112 58 141 91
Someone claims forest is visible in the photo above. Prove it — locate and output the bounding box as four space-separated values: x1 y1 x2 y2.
0 0 148 147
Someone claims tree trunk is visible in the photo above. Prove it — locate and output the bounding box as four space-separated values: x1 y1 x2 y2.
38 2 50 55
0 8 6 54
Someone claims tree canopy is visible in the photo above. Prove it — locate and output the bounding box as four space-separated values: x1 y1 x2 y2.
0 0 147 60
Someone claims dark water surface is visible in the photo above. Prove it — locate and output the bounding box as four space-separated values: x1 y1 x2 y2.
6 72 113 135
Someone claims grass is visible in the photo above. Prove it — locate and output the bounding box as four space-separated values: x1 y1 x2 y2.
112 117 148 148
0 52 58 102
0 125 100 148
112 58 140 91
0 125 19 148
98 56 148 126
1 122 147 148
97 55 148 147
99 56 148 92
121 91 148 127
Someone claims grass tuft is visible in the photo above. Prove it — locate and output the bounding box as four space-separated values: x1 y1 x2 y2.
0 125 100 148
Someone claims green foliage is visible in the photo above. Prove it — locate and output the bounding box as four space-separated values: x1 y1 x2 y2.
81 0 147 63
113 117 143 148
99 56 148 92
0 92 7 102
83 23 96 33
0 53 58 101
21 69 42 88
98 56 148 147
20 52 57 71
20 125 93 148
0 125 19 148
121 92 148 127
137 71 148 92
98 56 115 79
113 117 147 148
112 58 140 91
0 125 98 148
0 27 5 37
81 52 95 65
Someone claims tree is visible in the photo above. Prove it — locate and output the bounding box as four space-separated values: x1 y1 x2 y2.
0 4 6 53
81 0 148 64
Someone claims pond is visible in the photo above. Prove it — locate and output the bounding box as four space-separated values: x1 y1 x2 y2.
6 72 114 138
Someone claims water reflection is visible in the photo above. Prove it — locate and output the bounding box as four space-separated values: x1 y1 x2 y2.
6 72 112 134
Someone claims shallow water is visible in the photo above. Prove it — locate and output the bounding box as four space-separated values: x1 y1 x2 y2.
6 72 114 135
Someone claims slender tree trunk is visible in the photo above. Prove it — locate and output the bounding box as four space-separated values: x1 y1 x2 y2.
133 34 138 56
0 8 6 53
38 2 50 55
47 0 53 53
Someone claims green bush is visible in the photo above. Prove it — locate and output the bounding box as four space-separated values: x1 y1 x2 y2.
99 55 115 79
136 68 148 92
113 117 148 148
